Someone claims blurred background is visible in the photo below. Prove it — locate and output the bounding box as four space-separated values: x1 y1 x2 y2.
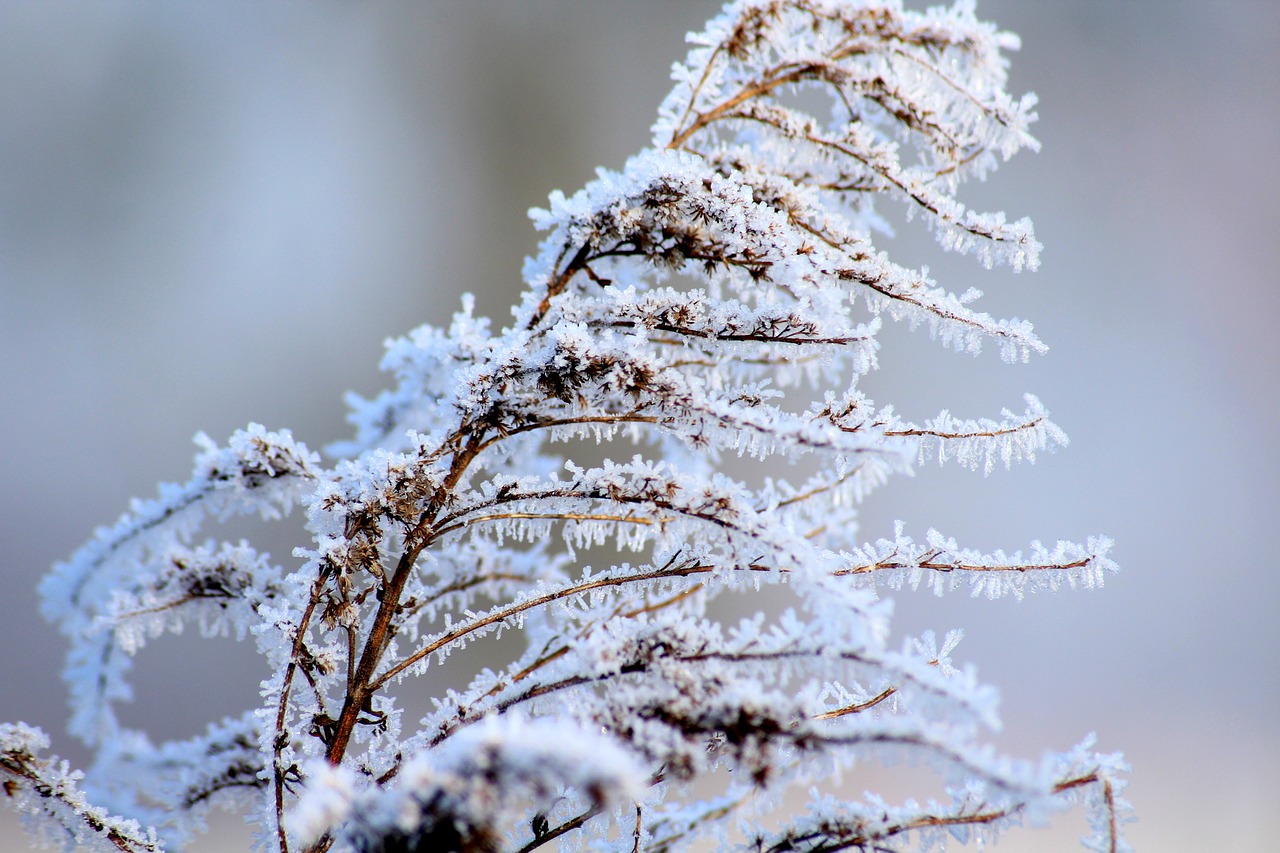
1 2 1276 850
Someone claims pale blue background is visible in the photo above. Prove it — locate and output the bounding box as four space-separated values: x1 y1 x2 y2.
2 2 1276 850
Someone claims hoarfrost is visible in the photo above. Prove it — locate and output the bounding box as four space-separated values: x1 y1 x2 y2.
3 3 1127 852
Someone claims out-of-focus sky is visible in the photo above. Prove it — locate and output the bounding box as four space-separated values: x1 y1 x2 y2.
1 2 1276 850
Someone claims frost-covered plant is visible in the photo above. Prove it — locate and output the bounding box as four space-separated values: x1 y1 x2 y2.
3 2 1131 851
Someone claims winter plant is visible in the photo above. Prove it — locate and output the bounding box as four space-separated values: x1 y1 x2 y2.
2 2 1131 851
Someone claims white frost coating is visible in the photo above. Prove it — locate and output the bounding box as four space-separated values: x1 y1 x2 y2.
318 715 646 851
37 425 318 748
3 3 1127 852
1 724 164 853
286 761 358 846
841 522 1118 600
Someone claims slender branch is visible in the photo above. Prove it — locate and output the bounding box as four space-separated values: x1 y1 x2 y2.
274 568 330 853
812 686 897 719
883 417 1045 441
0 755 161 853
515 804 602 853
834 556 1094 577
371 562 727 690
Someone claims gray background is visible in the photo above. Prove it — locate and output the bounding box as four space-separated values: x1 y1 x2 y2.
2 2 1276 850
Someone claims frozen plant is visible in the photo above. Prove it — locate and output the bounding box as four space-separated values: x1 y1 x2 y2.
2 2 1132 851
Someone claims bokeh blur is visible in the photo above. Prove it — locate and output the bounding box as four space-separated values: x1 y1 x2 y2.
2 2 1276 850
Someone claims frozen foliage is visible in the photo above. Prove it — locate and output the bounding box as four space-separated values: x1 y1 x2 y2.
3 2 1130 851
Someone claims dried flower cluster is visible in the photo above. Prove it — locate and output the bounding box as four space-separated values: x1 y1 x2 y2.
3 2 1131 851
